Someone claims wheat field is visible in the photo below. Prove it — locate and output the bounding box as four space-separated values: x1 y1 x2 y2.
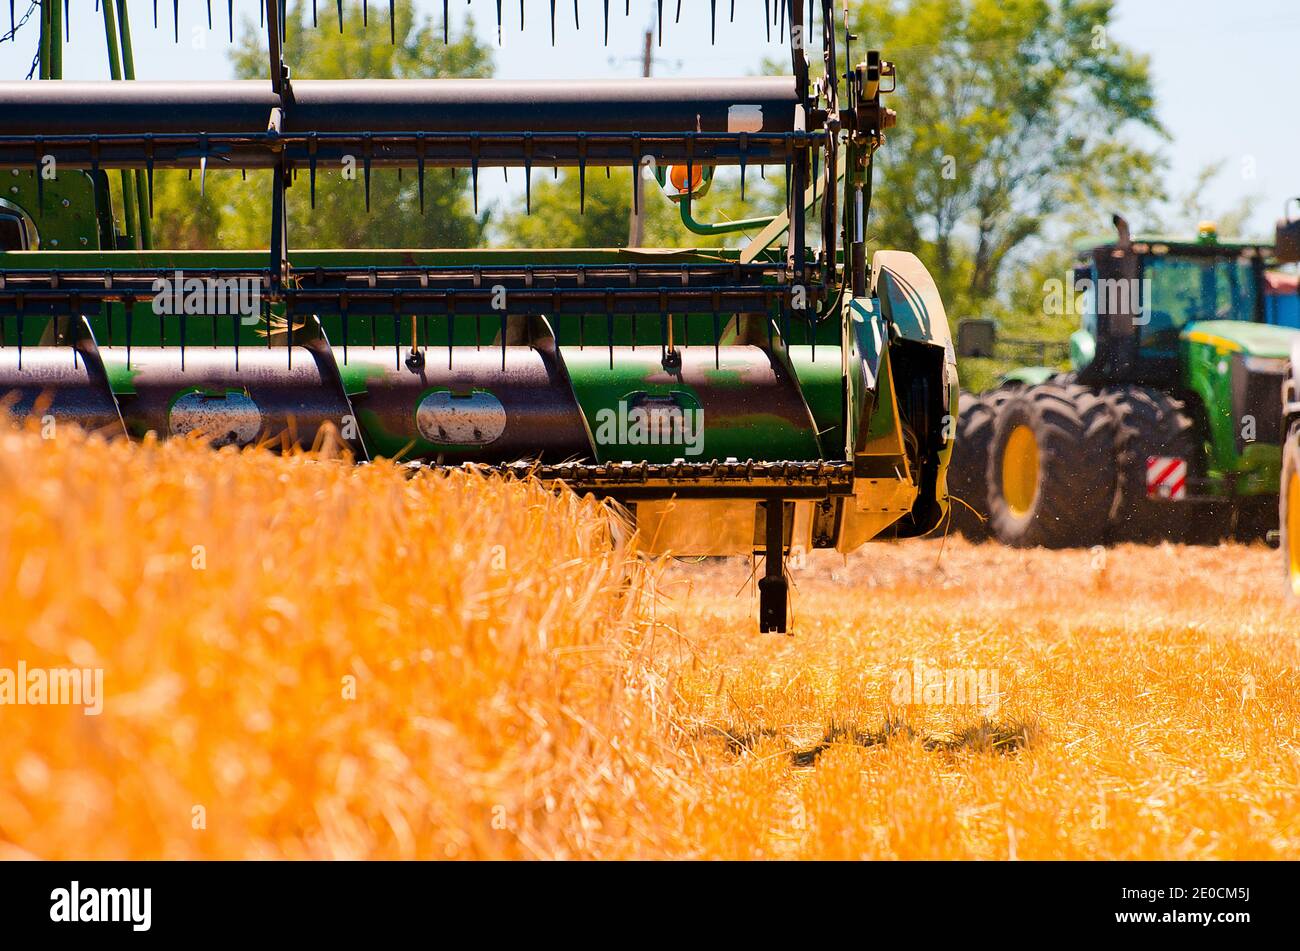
1 425 1297 859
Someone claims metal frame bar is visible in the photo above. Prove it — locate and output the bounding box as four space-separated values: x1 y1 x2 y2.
0 130 817 170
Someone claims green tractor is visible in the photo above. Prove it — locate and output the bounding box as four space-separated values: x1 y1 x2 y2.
953 215 1300 547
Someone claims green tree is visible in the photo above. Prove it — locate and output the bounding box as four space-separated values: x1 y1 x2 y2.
852 0 1165 320
147 0 492 250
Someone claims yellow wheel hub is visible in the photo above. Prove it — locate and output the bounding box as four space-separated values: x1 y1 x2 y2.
1002 424 1040 518
1288 469 1300 597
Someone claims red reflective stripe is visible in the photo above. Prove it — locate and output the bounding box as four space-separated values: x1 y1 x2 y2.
1148 458 1182 487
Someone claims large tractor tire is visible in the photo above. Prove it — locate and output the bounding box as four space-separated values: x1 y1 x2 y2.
948 390 1011 540
1282 428 1300 600
1102 385 1201 543
985 382 1117 548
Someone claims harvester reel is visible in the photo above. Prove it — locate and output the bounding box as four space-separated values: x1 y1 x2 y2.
0 1 956 635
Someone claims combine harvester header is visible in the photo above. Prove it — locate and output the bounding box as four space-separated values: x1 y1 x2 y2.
0 1 957 632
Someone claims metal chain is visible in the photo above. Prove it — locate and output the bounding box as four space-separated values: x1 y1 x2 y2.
1 1 40 80
2 1 38 44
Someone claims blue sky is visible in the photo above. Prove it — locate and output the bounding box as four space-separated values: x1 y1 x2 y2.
1 0 1296 237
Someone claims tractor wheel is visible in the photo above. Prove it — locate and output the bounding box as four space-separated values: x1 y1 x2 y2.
948 390 1011 540
985 382 1117 548
1102 385 1200 543
1282 428 1300 600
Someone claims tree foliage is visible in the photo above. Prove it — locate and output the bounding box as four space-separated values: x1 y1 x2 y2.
853 0 1165 320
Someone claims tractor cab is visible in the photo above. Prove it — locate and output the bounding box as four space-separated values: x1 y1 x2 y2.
1071 220 1276 386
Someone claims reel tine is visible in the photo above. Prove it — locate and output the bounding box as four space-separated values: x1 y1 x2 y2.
206 0 212 31
578 151 587 214
341 296 349 365
63 0 69 41
603 0 609 45
363 149 372 212
172 0 178 43
739 134 747 201
523 133 534 215
153 0 157 30
337 0 343 33
180 293 188 370
363 0 368 30
763 0 770 41
685 137 693 214
712 307 720 369
417 136 426 214
146 137 156 217
390 0 395 43
520 0 525 30
710 0 716 44
495 0 502 44
656 0 662 44
393 308 400 369
573 0 579 29
443 0 448 42
308 135 318 207
228 0 234 42
312 0 317 28
549 0 555 45
447 305 455 371
630 135 641 216
33 144 42 213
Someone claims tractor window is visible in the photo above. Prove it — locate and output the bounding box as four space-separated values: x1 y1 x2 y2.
1139 255 1257 351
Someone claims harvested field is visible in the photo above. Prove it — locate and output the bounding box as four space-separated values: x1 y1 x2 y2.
1 426 1297 859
